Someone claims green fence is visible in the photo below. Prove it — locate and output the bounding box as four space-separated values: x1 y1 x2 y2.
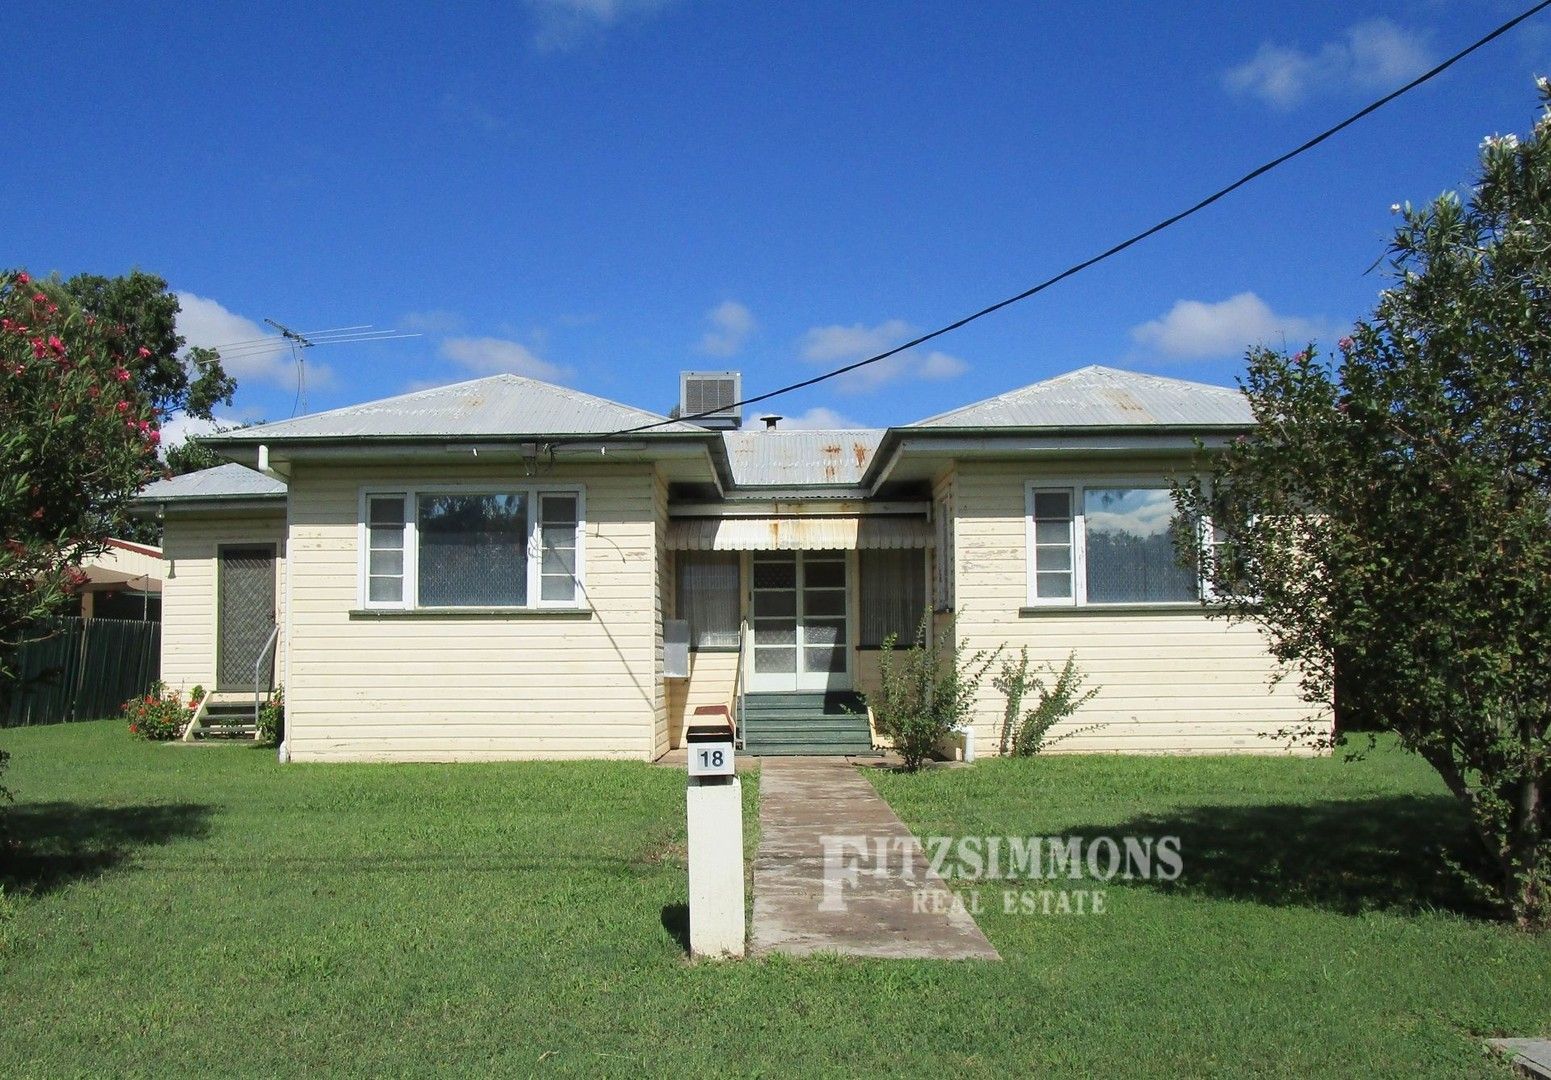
2 617 161 727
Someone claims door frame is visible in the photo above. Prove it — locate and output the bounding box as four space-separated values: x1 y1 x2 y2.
745 549 852 693
215 542 278 693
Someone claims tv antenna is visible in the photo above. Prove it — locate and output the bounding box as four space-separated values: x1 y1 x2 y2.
210 321 421 416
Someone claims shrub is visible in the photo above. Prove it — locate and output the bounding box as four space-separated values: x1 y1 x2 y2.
868 612 1000 772
257 685 284 744
994 648 1102 756
123 682 194 741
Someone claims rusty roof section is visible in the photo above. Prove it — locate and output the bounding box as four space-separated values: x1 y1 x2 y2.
721 429 886 488
907 365 1253 429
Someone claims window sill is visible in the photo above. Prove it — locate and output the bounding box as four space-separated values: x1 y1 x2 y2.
1018 603 1204 617
350 607 593 619
688 644 742 654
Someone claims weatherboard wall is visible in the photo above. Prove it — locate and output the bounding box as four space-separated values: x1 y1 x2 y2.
949 459 1328 754
159 509 289 696
283 462 662 762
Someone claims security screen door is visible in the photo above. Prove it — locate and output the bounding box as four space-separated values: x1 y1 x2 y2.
748 551 850 692
217 545 276 692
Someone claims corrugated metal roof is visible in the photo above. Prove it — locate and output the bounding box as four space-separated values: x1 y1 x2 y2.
667 516 931 550
908 365 1253 429
721 430 885 487
209 374 707 442
136 463 286 502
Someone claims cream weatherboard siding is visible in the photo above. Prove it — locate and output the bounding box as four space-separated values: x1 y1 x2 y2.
284 462 664 762
951 460 1328 755
666 649 739 748
159 510 288 695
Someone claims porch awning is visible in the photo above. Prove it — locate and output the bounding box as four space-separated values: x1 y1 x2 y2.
666 516 932 551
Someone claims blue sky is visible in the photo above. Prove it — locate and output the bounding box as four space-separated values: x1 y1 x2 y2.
7 2 1549 440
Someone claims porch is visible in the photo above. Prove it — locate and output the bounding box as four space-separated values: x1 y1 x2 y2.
663 513 933 755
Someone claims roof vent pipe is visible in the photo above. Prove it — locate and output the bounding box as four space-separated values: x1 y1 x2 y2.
760 415 782 430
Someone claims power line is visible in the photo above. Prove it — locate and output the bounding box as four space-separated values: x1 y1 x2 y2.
556 0 1551 448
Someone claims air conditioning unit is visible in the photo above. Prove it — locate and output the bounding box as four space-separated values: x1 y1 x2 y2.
679 371 742 430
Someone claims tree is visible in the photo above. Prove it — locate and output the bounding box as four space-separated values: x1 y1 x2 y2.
0 270 162 695
1175 87 1551 929
60 271 234 422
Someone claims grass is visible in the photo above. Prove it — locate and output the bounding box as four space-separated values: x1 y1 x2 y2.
0 722 1547 1077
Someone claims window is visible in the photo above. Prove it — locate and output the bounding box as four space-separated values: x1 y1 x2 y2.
676 551 740 648
366 494 408 604
859 549 926 647
359 486 584 610
1027 482 1200 606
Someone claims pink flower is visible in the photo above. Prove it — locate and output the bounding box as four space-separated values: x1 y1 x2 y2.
1338 336 1353 351
110 365 131 382
30 338 46 359
47 335 64 354
31 292 46 304
147 429 161 446
136 346 151 358
116 400 130 414
15 271 30 285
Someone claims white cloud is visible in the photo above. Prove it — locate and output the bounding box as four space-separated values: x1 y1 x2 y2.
523 0 679 49
439 336 568 381
1130 292 1335 359
774 406 865 430
400 309 465 334
798 319 968 392
174 292 329 390
157 411 244 459
1224 19 1431 109
697 300 756 358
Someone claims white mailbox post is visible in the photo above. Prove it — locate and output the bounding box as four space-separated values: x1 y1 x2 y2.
684 724 745 958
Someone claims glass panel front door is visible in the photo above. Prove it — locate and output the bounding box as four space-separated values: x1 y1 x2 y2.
748 551 850 692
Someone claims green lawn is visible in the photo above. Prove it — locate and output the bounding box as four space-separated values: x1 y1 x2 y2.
1 722 1546 1077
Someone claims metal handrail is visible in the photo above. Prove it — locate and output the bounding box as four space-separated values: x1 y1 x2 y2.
253 624 280 739
732 617 748 749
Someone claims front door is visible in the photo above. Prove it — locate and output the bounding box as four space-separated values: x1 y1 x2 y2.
217 545 277 692
748 551 850 692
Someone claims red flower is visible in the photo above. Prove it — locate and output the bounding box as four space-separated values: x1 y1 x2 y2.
30 338 46 359
110 366 131 382
147 429 161 446
31 292 46 304
137 346 152 358
15 271 30 285
47 335 65 354
116 400 130 414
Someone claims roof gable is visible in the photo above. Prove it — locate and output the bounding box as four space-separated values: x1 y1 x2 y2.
210 374 707 442
907 365 1252 429
722 429 885 488
136 463 286 502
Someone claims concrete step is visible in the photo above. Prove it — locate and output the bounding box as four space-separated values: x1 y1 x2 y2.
741 726 868 741
743 693 865 714
746 747 876 759
742 719 870 735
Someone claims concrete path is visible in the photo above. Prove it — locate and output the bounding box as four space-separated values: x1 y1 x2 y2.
1490 1039 1551 1079
751 757 1000 960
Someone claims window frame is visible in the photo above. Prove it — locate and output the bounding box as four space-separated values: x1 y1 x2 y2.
357 483 586 611
1024 478 1201 608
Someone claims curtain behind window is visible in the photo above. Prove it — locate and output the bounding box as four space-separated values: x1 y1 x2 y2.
860 549 925 647
677 551 740 648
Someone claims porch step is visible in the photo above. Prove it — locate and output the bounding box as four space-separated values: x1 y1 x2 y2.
191 700 260 739
740 692 875 757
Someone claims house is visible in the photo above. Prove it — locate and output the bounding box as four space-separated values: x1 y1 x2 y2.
131 365 1326 762
75 538 164 621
